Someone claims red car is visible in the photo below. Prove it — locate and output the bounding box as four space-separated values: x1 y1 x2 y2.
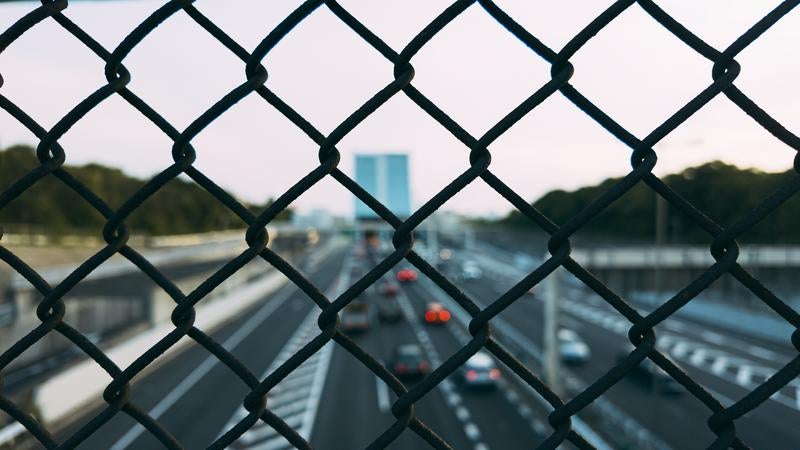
396 269 418 282
423 302 451 324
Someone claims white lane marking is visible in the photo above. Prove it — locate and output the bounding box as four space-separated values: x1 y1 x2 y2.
220 261 352 450
531 419 547 435
671 341 690 358
455 406 470 422
700 331 726 345
710 357 728 375
664 321 688 332
375 375 391 413
395 292 489 448
221 309 334 449
796 387 800 411
748 345 781 361
689 349 707 367
736 366 752 386
297 340 334 440
464 423 481 441
475 443 489 450
504 389 519 404
110 283 299 450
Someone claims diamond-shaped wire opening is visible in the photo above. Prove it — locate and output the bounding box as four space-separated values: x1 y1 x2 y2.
189 94 323 211
258 6 392 135
409 3 552 136
485 94 634 210
565 5 711 138
118 11 247 130
651 96 796 183
335 94 473 209
0 19 107 130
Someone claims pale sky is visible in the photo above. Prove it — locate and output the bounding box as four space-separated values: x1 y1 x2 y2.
1 1 798 218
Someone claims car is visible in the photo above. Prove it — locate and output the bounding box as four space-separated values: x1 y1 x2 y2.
379 281 400 297
423 302 451 325
389 344 430 379
396 268 418 282
617 343 683 394
378 298 403 323
461 261 482 280
340 303 372 333
457 351 501 389
558 329 591 364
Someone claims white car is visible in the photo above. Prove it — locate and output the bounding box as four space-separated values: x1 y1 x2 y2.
461 261 483 280
558 329 591 364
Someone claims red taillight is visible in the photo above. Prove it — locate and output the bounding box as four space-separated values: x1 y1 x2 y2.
424 311 437 323
438 310 451 322
489 368 500 380
395 363 407 373
466 369 478 381
418 362 430 372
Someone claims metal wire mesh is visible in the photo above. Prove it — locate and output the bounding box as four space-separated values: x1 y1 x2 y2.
1 1 800 449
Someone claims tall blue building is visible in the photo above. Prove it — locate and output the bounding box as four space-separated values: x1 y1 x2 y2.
354 154 411 220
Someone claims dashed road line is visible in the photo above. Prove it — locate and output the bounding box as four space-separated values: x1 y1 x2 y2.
375 375 391 413
218 257 353 450
110 281 301 450
395 292 490 450
560 298 800 412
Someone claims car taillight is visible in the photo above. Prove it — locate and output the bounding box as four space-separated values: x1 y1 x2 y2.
438 310 451 322
489 368 500 380
418 362 430 372
466 369 478 381
395 363 407 373
424 311 437 323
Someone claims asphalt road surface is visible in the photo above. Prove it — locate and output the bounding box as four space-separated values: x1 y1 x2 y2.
54 242 799 449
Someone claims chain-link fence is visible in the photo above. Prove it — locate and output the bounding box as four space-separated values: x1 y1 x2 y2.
2 1 800 449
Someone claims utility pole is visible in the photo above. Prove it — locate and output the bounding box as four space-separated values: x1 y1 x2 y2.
654 193 666 307
428 221 439 267
544 267 562 397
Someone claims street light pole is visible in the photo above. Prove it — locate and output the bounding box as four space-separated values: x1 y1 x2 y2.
544 267 562 397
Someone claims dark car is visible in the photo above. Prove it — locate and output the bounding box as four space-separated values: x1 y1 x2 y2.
378 298 403 323
456 351 500 389
379 281 400 297
389 344 430 379
617 343 683 394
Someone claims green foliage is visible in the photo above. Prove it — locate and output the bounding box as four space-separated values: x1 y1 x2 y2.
0 145 291 236
501 161 799 243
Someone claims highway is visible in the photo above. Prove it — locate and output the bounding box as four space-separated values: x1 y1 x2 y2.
452 246 800 449
51 241 799 449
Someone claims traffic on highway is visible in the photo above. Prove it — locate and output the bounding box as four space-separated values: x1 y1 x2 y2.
44 234 798 450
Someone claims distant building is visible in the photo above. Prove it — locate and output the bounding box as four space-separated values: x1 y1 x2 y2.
354 154 411 221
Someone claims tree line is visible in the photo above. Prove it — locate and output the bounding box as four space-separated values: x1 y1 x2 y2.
501 161 800 244
0 144 291 236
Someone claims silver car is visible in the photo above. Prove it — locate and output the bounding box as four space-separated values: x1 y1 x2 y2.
558 329 591 364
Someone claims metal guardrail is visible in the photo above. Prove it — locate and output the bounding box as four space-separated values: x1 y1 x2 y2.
2 1 800 449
